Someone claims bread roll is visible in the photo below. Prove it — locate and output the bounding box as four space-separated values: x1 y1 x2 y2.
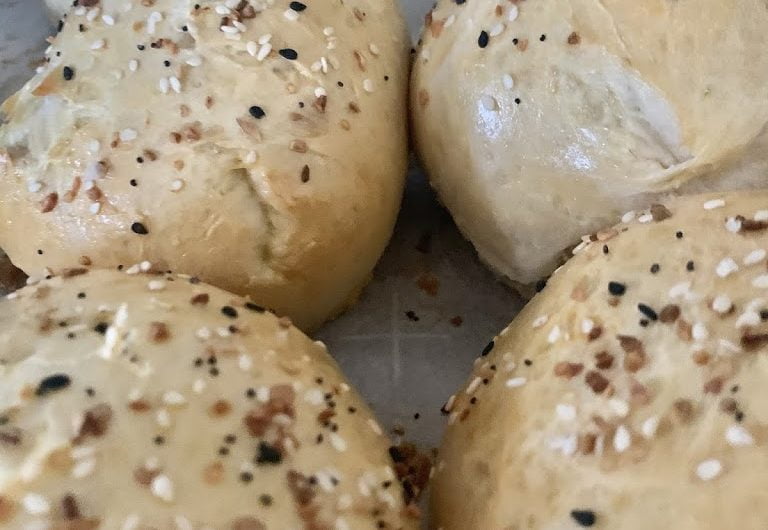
432 191 768 528
0 0 409 331
0 268 417 529
412 0 768 287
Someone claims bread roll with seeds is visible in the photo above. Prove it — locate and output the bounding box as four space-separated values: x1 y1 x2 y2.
0 269 419 529
0 0 409 331
432 191 768 529
412 0 768 288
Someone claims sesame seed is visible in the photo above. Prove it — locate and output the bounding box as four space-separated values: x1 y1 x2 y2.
478 30 489 48
119 128 138 142
284 9 299 20
102 14 115 25
692 322 709 341
63 66 75 80
257 43 272 61
363 79 375 92
532 314 548 328
91 38 105 50
555 403 576 421
716 257 739 278
753 274 768 288
505 377 527 388
169 76 182 93
22 493 50 515
570 510 596 527
329 433 347 452
613 425 631 452
131 222 148 235
608 281 626 296
507 4 519 21
36 374 72 396
150 474 175 502
696 459 722 481
743 248 766 265
712 295 732 314
246 41 258 56
726 424 754 447
186 55 202 67
128 59 138 72
502 73 514 89
703 198 725 210
279 48 298 60
290 1 307 11
725 217 742 233
641 416 659 438
249 106 266 119
755 210 768 221
489 23 505 37
547 325 561 344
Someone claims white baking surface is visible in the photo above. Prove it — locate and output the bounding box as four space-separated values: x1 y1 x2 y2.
0 0 523 491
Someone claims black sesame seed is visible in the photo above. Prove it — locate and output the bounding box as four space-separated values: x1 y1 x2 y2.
137 44 145 51
218 446 230 456
154 435 165 445
67 332 76 339
245 302 265 312
194 358 203 367
736 410 745 422
136 157 144 164
570 510 596 527
62 66 75 81
478 30 489 48
637 303 658 321
279 48 298 60
163 60 171 67
182 25 188 31
129 179 138 187
289 1 307 11
246 388 256 398
93 322 108 334
224 434 236 444
77 292 86 299
524 359 533 366
255 441 282 464
209 367 219 376
249 106 266 119
512 38 519 45
676 231 684 239
760 310 768 321
602 245 609 254
85 387 95 397
240 471 253 483
130 222 148 235
650 263 660 274
259 494 272 506
57 20 64 33
455 0 466 4
37 249 44 255
481 340 495 356
539 34 547 41
221 306 238 318
608 281 626 296
36 374 72 396
686 260 695 271
514 98 521 105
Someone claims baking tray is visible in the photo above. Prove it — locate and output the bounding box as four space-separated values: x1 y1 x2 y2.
0 0 523 492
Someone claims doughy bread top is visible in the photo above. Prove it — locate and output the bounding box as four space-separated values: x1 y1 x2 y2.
1 0 409 330
0 268 417 529
412 0 768 286
433 191 768 529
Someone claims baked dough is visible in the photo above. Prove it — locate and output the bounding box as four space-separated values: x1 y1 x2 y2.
433 191 768 529
412 0 768 287
0 268 418 529
1 0 409 331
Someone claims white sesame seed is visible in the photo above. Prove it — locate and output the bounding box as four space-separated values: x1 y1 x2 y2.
609 399 630 417
329 433 347 452
443 394 456 413
692 322 709 341
139 260 151 272
167 179 184 192
315 87 327 98
220 25 239 34
547 325 561 344
548 434 577 456
505 377 527 388
246 41 258 56
256 386 270 403
556 403 576 421
621 210 636 223
232 20 246 32
156 408 171 428
186 55 202 67
323 26 335 36
712 295 732 314
754 274 768 288
86 7 100 21
716 257 739 278
304 388 324 405
119 128 138 142
147 11 162 34
128 59 139 72
367 418 383 435
369 43 380 55
169 76 182 93
102 14 115 25
163 391 186 406
159 77 170 94
244 151 258 164
703 198 725 210
89 202 101 214
638 213 653 223
148 280 166 291
502 73 514 89
696 459 722 481
71 445 96 460
641 416 659 438
283 9 299 20
215 5 231 14
755 210 768 221
22 494 50 515
91 39 106 50
744 248 766 266
335 517 350 530
363 79 375 92
238 353 253 371
725 217 742 233
258 33 273 44
444 14 456 28
192 378 206 394
581 318 594 334
466 376 483 395
257 43 272 61
151 475 175 502
74 6 86 16
489 22 505 37
726 424 754 447
507 4 519 21
736 309 760 328
72 457 96 478
613 425 631 453
532 315 548 328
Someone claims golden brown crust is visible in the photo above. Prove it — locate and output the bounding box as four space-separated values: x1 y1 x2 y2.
433 191 768 529
1 0 410 331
